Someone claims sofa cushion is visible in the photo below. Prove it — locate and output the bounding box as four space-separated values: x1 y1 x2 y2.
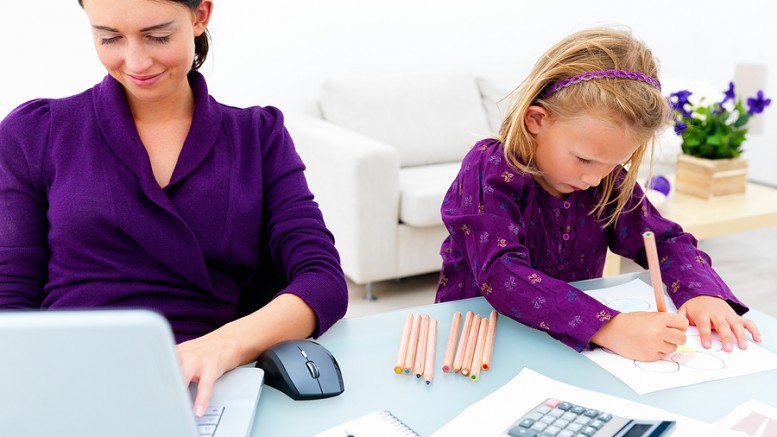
319 71 491 167
398 162 462 228
476 76 511 134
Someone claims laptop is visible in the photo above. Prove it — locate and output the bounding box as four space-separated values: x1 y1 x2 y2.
0 309 264 437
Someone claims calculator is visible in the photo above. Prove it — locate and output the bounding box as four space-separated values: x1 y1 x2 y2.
501 398 675 437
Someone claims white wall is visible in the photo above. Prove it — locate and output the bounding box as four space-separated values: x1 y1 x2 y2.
3 0 776 184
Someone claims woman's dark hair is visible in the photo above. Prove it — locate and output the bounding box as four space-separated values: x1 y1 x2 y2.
78 0 210 70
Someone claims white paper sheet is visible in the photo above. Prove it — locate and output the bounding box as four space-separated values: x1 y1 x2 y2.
431 367 733 437
715 399 777 436
582 279 777 395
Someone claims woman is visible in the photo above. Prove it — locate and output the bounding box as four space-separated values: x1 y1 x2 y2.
0 0 348 415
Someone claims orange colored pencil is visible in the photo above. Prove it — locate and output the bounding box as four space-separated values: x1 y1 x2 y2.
403 314 421 375
461 314 482 376
452 311 474 373
394 313 413 374
414 314 430 378
481 310 498 371
642 231 667 312
424 318 438 385
469 317 489 381
442 312 461 373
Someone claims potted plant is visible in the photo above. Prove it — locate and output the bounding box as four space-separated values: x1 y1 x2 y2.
668 83 771 198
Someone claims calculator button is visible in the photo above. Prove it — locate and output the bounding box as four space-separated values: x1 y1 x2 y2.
557 430 574 437
583 409 599 418
544 398 561 408
566 423 582 432
597 412 613 422
561 412 577 421
508 427 538 437
536 405 552 414
519 418 535 428
557 402 573 411
573 415 590 425
547 409 564 418
570 406 585 415
589 419 604 429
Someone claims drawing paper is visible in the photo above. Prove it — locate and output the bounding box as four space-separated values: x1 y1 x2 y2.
582 279 777 395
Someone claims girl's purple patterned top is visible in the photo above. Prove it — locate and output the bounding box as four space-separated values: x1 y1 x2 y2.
436 139 747 351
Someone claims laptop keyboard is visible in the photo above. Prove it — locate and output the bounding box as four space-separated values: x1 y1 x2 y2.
195 405 225 436
501 398 675 437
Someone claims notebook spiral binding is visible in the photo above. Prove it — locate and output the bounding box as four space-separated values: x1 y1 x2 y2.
378 410 421 436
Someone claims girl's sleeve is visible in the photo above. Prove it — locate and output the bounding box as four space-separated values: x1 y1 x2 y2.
0 100 51 308
609 181 748 314
440 142 618 351
256 107 348 336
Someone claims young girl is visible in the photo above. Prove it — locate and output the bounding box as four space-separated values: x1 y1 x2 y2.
436 27 761 362
0 0 347 415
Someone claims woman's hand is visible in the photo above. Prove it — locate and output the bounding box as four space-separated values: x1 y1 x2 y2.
176 293 317 417
177 329 243 417
591 312 689 361
677 295 762 351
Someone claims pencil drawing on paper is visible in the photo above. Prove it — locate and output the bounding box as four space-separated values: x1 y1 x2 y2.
594 296 728 374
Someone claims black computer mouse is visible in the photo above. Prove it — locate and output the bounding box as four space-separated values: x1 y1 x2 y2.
255 339 344 401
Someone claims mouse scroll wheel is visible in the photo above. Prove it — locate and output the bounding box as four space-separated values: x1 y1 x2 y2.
305 361 320 379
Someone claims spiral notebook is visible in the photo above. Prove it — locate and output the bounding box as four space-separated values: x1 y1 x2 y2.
314 410 420 437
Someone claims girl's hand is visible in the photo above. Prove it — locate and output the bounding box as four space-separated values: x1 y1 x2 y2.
591 312 688 361
176 330 243 417
677 295 762 352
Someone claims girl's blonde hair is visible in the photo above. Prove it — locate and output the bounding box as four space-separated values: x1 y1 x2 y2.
498 26 670 226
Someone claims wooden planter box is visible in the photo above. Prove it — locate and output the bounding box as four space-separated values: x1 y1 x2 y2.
675 154 747 199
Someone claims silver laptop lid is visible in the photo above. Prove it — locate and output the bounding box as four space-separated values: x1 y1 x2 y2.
0 309 199 437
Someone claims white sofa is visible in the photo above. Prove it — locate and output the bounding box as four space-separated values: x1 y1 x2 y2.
285 71 505 299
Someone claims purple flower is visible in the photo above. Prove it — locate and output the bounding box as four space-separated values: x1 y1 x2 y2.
669 90 693 118
674 121 688 135
747 90 772 115
719 81 735 106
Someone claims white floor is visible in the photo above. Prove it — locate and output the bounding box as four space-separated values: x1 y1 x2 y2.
345 226 777 321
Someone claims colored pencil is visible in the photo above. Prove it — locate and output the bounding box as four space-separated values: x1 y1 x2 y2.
469 317 489 381
403 314 421 374
394 313 412 374
481 310 498 371
642 231 667 312
442 312 461 373
424 318 438 384
452 311 474 373
414 314 430 377
461 314 482 376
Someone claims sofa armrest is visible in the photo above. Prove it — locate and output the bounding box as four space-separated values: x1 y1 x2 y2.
284 113 402 284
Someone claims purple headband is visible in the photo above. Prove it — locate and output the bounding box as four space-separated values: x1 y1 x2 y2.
543 69 661 98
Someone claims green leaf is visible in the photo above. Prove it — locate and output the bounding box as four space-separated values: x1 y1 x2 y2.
706 134 722 146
